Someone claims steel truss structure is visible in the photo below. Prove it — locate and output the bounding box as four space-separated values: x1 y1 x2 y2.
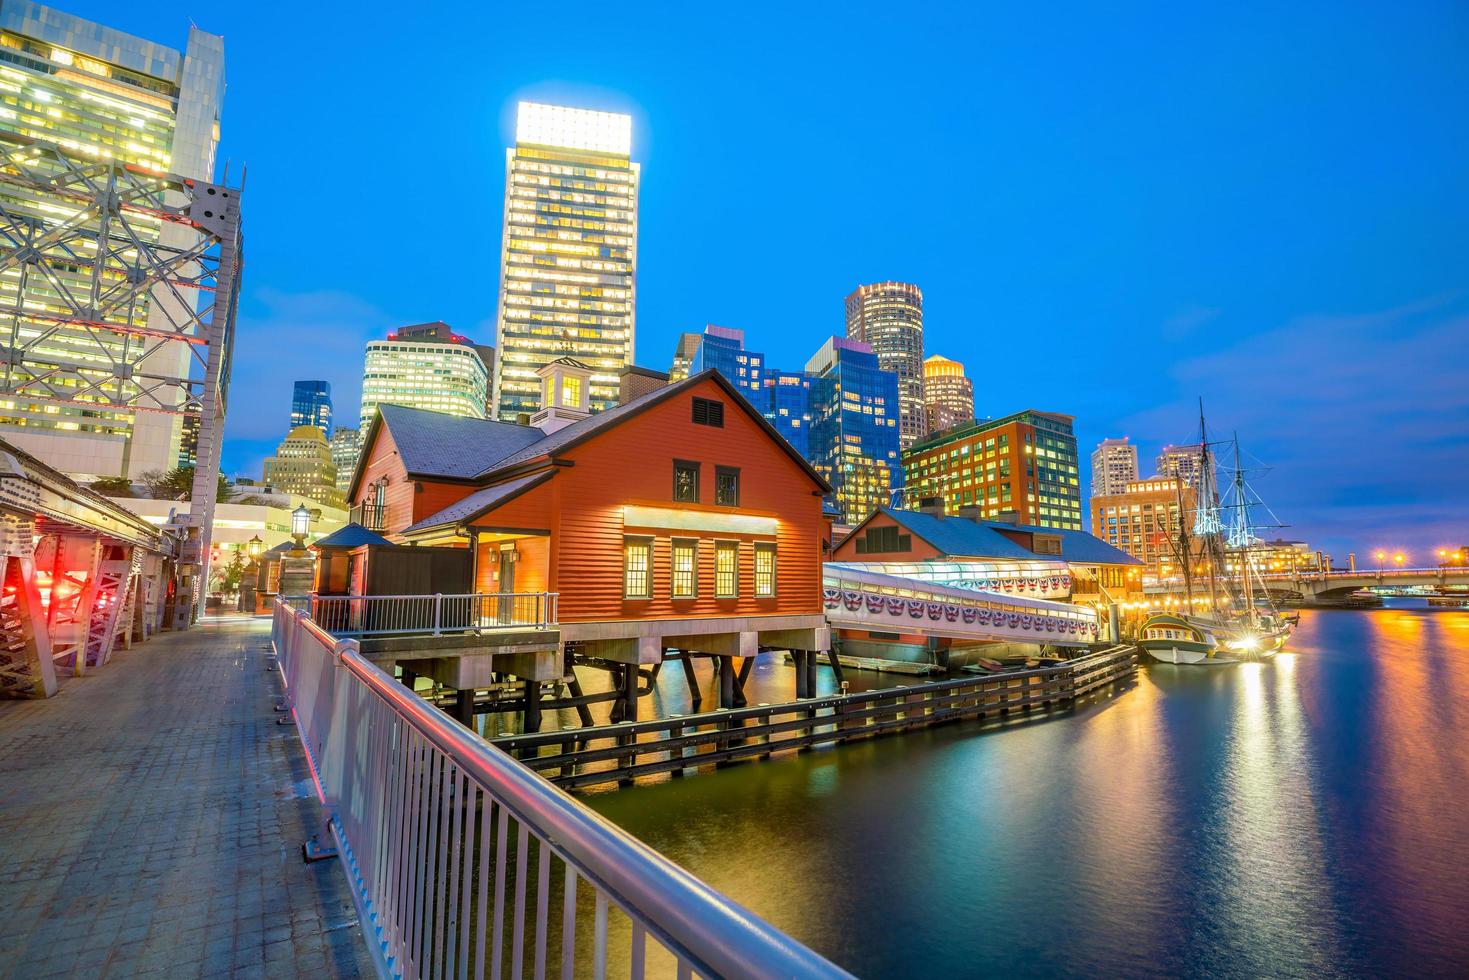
0 131 242 616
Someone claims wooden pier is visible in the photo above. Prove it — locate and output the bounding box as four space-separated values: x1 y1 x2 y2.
492 645 1138 790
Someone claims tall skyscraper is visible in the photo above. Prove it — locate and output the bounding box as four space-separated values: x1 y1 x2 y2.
0 2 224 479
360 323 491 425
685 325 764 401
330 425 360 494
806 337 900 524
667 332 701 383
903 410 1082 530
1090 437 1139 498
921 354 974 434
494 101 638 420
845 282 926 449
263 425 344 509
290 381 333 436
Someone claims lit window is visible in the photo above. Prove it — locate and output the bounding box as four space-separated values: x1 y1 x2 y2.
754 544 776 597
623 538 651 599
715 541 738 597
672 539 697 598
561 375 582 408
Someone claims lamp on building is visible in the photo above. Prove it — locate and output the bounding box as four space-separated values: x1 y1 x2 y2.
247 534 263 560
290 503 312 554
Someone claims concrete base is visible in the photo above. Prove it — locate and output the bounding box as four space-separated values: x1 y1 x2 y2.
561 615 828 665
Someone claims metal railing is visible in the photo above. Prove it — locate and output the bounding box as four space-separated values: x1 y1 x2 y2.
271 598 848 980
350 501 387 531
282 593 558 637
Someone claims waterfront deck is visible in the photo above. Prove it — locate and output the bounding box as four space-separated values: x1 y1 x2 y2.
0 616 375 979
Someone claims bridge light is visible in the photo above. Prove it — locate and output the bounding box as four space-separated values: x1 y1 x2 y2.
1393 553 1406 565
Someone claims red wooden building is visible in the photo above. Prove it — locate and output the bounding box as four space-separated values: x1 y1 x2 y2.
346 359 832 704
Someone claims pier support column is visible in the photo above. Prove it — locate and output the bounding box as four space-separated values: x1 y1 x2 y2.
805 650 818 698
621 662 639 722
678 653 702 707
523 680 542 733
399 666 417 691
455 688 476 726
793 651 809 698
826 648 845 686
735 656 755 707
718 656 735 709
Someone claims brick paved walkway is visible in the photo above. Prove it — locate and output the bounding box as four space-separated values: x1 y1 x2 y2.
0 616 375 979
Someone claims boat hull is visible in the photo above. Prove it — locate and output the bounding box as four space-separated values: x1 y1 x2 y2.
1139 640 1228 665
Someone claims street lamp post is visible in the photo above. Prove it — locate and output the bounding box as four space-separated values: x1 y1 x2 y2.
290 504 311 554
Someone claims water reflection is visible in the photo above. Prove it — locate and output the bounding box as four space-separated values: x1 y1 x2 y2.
589 603 1469 976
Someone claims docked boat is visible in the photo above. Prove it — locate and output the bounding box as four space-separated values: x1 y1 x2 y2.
1138 613 1237 665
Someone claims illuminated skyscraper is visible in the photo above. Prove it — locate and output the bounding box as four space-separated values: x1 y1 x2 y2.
845 282 926 449
684 325 764 400
330 425 360 494
263 425 344 509
494 102 638 419
667 332 701 383
1090 437 1138 498
361 323 490 425
0 1 224 479
290 380 332 436
806 337 900 524
921 354 974 434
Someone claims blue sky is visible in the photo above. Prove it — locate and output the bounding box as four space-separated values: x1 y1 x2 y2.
70 1 1469 559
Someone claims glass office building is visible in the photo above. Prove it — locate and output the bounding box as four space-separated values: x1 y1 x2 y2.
290 380 332 436
361 323 490 425
845 281 926 450
494 102 638 419
760 368 813 458
805 337 900 523
0 1 224 478
686 325 763 401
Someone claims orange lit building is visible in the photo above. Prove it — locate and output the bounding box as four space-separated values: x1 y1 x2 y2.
347 360 832 670
1090 477 1196 571
902 410 1082 530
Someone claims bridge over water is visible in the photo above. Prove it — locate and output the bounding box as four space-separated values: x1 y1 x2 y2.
1144 567 1469 606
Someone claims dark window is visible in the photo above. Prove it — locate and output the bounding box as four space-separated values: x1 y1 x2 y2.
673 460 700 503
856 525 911 554
693 397 725 427
715 466 740 507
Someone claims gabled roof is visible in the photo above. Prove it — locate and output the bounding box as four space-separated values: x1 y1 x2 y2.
850 507 1141 566
310 522 392 550
475 370 833 492
352 370 833 507
348 404 546 498
402 472 553 536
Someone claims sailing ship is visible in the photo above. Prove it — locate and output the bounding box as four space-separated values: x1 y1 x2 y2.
1140 403 1294 664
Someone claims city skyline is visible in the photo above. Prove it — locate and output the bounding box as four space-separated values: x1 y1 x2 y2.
56 0 1468 558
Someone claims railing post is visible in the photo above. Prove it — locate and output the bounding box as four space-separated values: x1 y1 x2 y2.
433 593 442 636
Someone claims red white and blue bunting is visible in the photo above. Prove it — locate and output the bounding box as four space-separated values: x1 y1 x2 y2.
823 587 1100 639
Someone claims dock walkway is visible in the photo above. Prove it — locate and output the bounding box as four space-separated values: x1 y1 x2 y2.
0 616 374 979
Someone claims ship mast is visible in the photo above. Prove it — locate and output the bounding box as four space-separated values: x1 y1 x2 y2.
1191 400 1222 618
1227 433 1258 629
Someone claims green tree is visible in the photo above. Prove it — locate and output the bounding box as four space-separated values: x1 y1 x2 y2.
140 466 232 502
90 476 135 498
213 548 249 595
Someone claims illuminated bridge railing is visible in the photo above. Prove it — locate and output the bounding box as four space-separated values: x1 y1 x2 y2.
823 564 1101 646
281 593 557 637
271 599 849 980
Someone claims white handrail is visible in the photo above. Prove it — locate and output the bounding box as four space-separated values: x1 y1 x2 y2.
283 592 560 636
271 598 848 980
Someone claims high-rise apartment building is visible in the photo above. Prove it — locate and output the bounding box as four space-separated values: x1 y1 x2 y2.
494 102 638 420
1090 437 1139 498
330 425 360 494
845 282 926 449
805 337 900 524
902 410 1082 530
263 425 344 508
921 354 974 434
0 1 224 479
684 325 764 401
1157 444 1211 489
1091 477 1194 570
290 381 332 436
360 323 491 425
667 332 701 383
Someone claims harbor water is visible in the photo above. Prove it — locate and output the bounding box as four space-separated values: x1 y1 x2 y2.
589 601 1469 977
